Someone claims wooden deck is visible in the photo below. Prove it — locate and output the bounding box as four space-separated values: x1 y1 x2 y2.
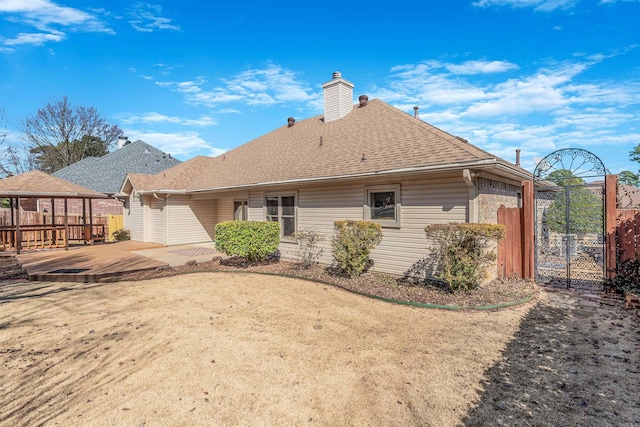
13 241 168 283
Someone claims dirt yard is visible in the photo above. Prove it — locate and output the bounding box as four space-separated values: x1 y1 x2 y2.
0 273 638 426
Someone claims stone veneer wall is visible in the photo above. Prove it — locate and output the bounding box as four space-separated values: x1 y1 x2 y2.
477 177 521 224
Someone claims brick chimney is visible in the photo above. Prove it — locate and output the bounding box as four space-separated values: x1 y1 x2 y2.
321 71 354 123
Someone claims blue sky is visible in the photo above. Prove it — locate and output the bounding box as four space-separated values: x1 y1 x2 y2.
1 0 639 175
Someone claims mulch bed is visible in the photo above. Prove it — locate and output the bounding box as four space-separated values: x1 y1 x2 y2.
109 256 536 309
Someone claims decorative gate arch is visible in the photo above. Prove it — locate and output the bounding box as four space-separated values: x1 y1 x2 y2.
533 148 606 291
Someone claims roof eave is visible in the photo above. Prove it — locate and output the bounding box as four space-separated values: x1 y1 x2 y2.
185 158 531 194
0 191 107 198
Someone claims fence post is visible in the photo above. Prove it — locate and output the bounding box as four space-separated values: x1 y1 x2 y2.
605 174 617 279
522 180 534 280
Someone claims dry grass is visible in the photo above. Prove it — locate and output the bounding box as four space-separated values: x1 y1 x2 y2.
111 257 536 309
0 272 638 426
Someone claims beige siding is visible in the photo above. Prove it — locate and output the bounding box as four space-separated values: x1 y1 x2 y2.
128 194 145 242
216 197 234 224
166 195 217 245
139 174 468 276
145 195 165 244
295 182 364 264
369 177 467 276
248 191 265 221
291 176 468 276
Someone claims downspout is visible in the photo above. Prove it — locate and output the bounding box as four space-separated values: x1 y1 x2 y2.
463 169 478 223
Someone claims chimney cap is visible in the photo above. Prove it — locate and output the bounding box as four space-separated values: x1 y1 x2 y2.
332 71 342 79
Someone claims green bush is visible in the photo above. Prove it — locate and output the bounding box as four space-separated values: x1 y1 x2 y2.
424 223 505 292
292 228 325 269
332 220 383 277
111 229 130 241
215 221 280 262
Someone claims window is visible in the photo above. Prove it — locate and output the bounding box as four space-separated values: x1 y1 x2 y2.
266 194 296 237
365 185 401 227
234 200 248 221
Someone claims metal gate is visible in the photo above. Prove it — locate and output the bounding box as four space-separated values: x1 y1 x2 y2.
533 148 606 291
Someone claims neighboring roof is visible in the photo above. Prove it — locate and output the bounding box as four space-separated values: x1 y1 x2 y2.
126 99 530 194
0 171 107 198
53 140 181 194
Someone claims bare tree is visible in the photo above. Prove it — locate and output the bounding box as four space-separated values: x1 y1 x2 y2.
20 96 123 173
0 108 4 144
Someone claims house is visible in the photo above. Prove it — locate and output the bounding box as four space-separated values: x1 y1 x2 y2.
25 139 182 216
119 72 531 277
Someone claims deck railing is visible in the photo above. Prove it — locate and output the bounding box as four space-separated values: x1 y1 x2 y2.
0 224 105 251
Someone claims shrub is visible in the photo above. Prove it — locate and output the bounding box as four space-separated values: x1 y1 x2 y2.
332 220 383 277
215 221 280 263
424 223 505 292
292 228 325 268
112 229 130 241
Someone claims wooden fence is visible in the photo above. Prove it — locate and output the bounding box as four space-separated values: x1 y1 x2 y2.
0 208 124 242
496 180 535 280
615 210 640 265
497 206 524 278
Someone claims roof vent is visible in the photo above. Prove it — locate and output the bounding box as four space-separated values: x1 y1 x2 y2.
322 71 354 123
359 95 368 107
413 106 419 119
515 149 521 167
287 117 295 127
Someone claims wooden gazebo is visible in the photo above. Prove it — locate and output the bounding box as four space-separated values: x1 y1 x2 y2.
0 171 108 254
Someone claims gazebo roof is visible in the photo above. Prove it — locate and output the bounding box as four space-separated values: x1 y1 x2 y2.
0 171 108 198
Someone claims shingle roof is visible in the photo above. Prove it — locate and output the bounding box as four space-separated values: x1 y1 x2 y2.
0 170 107 198
128 99 528 193
53 140 181 194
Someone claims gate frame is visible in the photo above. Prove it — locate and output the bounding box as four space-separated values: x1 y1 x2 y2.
532 148 607 289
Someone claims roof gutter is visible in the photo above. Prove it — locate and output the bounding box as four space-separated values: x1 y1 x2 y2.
136 189 188 196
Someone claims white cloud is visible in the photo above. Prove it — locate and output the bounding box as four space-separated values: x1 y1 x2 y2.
472 0 578 11
445 60 519 74
120 112 217 127
0 0 110 30
157 64 317 109
123 129 225 158
0 0 112 48
379 64 489 106
128 3 180 32
2 31 64 45
209 147 227 157
380 52 639 172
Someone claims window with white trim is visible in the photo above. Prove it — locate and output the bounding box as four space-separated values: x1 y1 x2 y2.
266 194 296 237
365 184 401 227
